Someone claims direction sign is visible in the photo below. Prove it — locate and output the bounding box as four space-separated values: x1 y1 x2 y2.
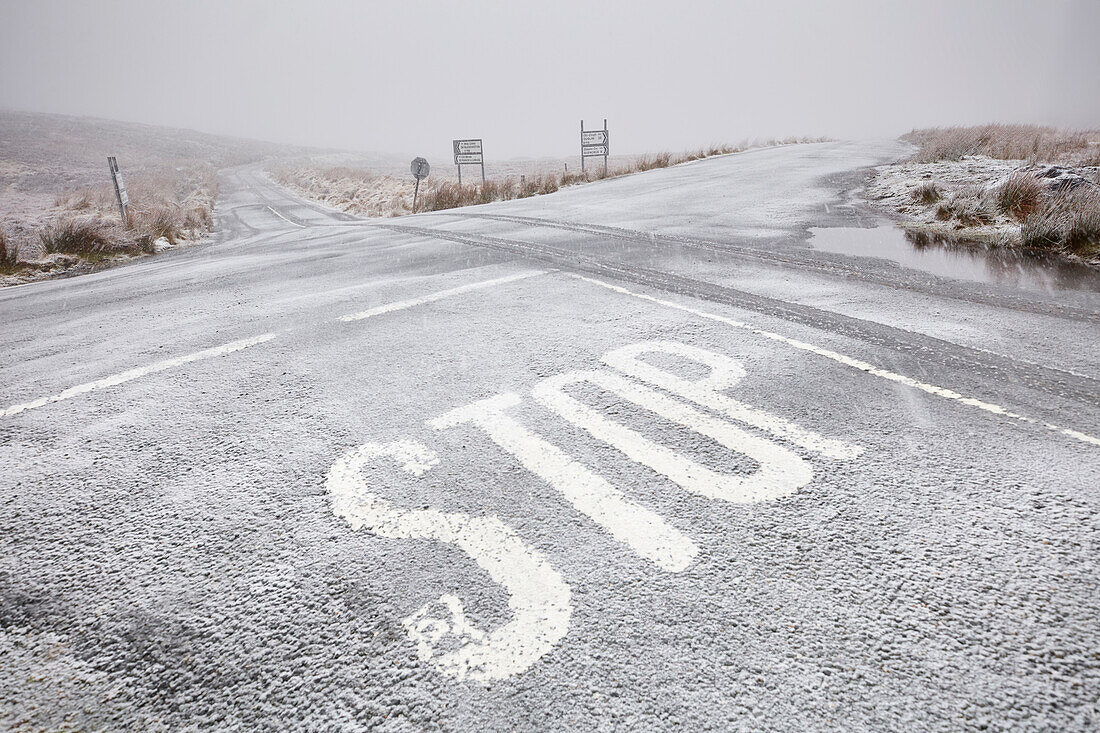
579 121 610 173
115 170 130 206
581 131 608 146
453 139 483 158
452 138 485 184
411 157 430 180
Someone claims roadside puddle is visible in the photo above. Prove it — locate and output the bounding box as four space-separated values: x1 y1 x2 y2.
809 226 1100 292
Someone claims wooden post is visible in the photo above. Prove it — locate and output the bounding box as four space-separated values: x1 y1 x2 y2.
107 156 127 222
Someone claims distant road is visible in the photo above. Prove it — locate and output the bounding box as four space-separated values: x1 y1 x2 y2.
2 141 1098 731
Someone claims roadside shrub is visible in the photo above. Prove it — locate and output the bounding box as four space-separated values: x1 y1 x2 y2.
132 205 183 248
634 152 674 172
1021 186 1100 256
911 181 941 204
0 227 19 268
994 172 1044 220
937 187 995 226
39 217 121 255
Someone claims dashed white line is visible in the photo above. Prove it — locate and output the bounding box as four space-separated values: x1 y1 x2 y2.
571 274 1100 448
1 333 277 418
338 270 546 322
267 205 307 228
3 270 548 418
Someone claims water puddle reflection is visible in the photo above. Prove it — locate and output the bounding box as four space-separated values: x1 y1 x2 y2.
809 226 1100 293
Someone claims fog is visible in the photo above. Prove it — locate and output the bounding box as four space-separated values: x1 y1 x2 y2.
1 0 1097 160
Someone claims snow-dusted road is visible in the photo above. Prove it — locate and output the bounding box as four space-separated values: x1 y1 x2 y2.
3 142 1099 731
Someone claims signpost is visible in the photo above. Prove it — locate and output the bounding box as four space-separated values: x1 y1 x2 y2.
580 120 609 175
410 157 430 213
107 156 129 222
452 138 484 185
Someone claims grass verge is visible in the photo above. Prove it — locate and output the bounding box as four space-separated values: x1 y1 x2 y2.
901 124 1100 165
1021 186 1100 257
0 226 20 271
273 138 828 218
870 125 1100 263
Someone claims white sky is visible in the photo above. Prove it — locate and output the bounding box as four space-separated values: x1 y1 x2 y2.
1 0 1097 161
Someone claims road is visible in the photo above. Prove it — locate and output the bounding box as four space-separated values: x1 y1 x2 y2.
2 141 1099 731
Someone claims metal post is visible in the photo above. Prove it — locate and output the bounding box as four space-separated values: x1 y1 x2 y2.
481 162 485 186
603 119 608 176
413 178 420 213
458 165 461 185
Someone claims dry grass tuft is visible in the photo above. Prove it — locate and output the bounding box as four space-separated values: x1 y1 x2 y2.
902 124 1100 165
1021 186 1100 256
994 172 1044 220
39 217 123 255
911 181 942 205
0 226 19 269
935 187 995 226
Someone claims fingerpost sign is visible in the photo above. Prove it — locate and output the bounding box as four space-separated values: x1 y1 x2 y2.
453 139 485 185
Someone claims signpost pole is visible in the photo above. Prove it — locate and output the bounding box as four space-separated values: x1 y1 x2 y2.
603 119 608 176
580 120 585 173
410 157 430 214
107 157 127 222
481 161 485 186
458 165 461 186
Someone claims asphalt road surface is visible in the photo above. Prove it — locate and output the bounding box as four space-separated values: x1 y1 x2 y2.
2 141 1099 731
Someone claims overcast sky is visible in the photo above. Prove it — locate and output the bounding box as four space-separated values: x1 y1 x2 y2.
1 0 1097 160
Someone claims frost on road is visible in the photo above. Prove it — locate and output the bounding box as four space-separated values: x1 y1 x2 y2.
2 142 1099 731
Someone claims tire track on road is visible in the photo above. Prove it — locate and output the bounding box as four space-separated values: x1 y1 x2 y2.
376 221 1100 423
448 212 1100 323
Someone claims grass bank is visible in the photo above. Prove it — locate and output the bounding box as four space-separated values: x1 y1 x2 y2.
271 138 828 219
1 167 219 284
868 125 1100 262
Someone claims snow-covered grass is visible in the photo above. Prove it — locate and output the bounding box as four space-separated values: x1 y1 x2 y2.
0 110 312 287
868 125 1100 262
271 138 829 217
902 124 1100 166
1 167 220 285
0 227 17 271
868 153 1100 261
1022 185 1100 256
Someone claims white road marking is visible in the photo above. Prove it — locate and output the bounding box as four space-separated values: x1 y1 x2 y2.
266 205 306 228
431 393 698 572
572 274 1100 448
326 440 571 684
603 341 862 460
0 334 277 418
532 369 813 503
338 270 546 322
